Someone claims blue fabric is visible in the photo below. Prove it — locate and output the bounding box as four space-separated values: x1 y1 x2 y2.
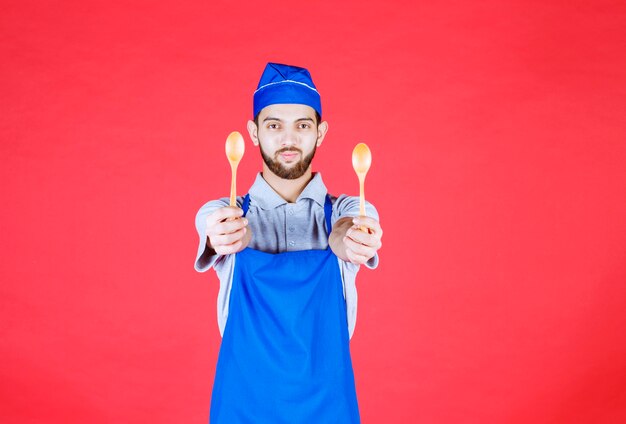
210 195 360 423
253 62 322 118
242 193 251 216
324 193 332 235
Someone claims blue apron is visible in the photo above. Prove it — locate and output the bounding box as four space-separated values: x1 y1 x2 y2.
209 194 360 423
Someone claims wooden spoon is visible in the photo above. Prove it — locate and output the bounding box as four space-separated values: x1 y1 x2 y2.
225 131 245 207
352 143 372 231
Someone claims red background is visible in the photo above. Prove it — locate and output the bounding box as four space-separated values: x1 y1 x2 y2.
2 1 626 423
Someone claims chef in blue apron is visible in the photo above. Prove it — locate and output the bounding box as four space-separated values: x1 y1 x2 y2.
194 63 384 423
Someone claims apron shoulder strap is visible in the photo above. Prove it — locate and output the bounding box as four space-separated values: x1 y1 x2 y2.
242 194 251 217
324 194 332 235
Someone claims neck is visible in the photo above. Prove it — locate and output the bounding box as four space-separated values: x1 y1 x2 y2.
261 164 314 203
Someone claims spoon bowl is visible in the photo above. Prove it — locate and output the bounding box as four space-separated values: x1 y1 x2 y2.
225 131 245 206
352 143 372 175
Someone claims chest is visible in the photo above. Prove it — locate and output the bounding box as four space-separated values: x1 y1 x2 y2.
245 201 331 253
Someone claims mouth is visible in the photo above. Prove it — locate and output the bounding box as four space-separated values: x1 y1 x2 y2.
278 151 300 162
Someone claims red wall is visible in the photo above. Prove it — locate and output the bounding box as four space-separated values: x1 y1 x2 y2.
2 1 626 423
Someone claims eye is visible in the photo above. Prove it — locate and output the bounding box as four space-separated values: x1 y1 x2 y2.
267 123 279 129
298 123 311 129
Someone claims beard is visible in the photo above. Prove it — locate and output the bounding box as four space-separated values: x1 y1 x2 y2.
259 142 317 180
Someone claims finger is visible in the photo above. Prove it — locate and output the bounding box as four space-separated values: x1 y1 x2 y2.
346 248 369 265
347 225 382 250
211 227 246 247
346 226 377 246
212 217 248 236
344 235 376 257
207 206 243 226
353 218 381 236
214 240 243 256
352 216 382 236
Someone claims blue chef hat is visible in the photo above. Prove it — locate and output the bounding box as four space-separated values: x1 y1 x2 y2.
253 62 322 119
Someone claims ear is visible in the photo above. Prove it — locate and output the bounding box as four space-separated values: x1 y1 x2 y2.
247 120 259 146
316 120 329 147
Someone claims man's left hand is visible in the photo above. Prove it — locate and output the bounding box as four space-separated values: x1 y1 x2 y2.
342 216 383 265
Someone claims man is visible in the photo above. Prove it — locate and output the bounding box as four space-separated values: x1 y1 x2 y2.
194 62 383 423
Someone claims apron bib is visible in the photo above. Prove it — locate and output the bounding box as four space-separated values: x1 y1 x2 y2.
209 194 360 424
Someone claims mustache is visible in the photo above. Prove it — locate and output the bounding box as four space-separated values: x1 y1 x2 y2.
275 147 302 155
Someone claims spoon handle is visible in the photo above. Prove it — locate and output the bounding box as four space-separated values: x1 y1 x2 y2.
358 173 368 232
229 162 237 207
359 175 366 216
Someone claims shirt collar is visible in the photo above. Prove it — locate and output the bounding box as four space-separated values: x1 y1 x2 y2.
297 172 328 206
248 172 328 209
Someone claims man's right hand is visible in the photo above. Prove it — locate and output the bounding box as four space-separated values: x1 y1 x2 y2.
205 206 251 255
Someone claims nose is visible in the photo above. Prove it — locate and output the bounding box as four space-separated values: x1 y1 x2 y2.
280 129 298 147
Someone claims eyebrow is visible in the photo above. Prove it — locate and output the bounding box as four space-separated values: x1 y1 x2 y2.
262 116 315 123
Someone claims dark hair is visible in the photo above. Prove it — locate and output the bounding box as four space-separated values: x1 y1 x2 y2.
254 111 322 127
